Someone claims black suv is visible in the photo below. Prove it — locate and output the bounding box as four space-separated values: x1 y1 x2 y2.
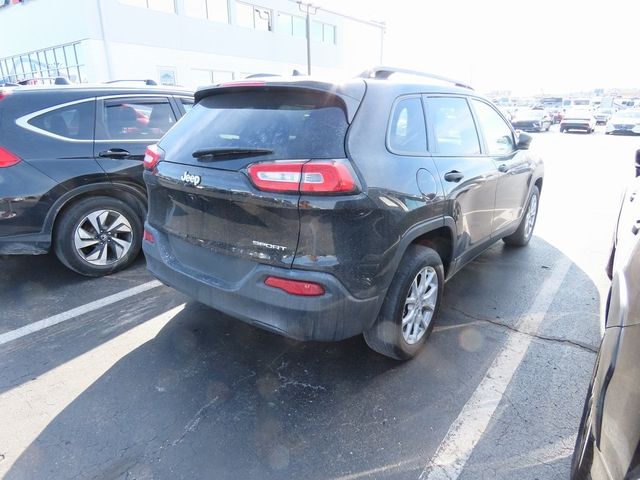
0 83 193 275
142 68 544 360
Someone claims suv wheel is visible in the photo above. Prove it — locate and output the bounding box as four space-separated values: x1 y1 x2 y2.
54 196 142 277
364 245 444 360
503 185 540 247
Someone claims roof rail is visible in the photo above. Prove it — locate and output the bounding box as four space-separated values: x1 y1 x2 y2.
105 79 158 86
10 76 72 86
358 66 473 90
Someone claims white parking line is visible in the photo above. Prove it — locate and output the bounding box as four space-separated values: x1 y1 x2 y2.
0 303 185 475
0 280 163 346
419 257 573 480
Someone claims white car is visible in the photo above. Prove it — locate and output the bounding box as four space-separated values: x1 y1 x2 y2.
560 109 596 133
606 110 640 135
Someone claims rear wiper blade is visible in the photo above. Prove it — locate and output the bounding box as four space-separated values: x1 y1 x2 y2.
192 147 274 160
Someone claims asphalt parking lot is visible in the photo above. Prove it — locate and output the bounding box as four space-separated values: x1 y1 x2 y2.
0 125 638 480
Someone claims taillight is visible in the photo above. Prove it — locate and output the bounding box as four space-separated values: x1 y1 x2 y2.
0 88 13 101
143 229 155 243
301 161 356 193
264 276 325 296
144 144 164 170
247 161 304 193
0 147 21 168
247 160 357 194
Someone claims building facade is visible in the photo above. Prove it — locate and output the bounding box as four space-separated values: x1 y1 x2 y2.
0 0 384 87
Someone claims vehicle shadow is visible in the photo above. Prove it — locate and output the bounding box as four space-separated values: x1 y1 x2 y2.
0 253 151 334
3 238 602 480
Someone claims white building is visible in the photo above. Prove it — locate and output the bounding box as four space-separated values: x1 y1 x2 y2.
0 0 384 87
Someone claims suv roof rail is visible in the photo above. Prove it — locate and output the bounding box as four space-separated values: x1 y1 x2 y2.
358 66 474 90
105 79 158 86
10 76 72 86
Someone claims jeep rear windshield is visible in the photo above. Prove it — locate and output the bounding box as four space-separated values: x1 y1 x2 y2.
159 88 349 164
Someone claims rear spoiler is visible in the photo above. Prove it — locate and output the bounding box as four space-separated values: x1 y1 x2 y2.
194 79 366 123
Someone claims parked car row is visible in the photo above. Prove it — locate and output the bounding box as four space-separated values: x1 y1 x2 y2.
0 69 544 360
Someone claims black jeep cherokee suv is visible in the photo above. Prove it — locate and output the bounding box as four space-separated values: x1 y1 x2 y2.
0 83 192 276
142 68 544 359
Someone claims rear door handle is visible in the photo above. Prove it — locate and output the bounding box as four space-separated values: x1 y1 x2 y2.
98 148 130 159
632 220 640 235
498 164 509 173
444 170 464 183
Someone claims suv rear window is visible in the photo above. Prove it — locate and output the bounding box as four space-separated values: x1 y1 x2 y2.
161 89 348 161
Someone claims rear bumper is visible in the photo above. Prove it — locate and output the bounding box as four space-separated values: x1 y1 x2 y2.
561 122 591 130
143 225 381 341
0 233 50 255
511 122 543 131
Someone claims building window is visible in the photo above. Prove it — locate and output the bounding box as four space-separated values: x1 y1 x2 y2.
120 0 176 13
190 69 234 87
236 2 272 31
184 0 228 23
277 12 306 38
311 20 336 44
0 42 86 84
213 70 234 83
157 67 177 85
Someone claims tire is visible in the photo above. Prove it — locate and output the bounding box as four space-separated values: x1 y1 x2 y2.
364 245 444 360
570 385 595 480
503 186 540 247
54 196 143 277
560 126 565 133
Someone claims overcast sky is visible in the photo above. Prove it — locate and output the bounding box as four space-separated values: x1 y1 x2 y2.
318 0 639 95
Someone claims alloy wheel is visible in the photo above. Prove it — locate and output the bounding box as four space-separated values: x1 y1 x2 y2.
524 193 538 239
73 209 133 265
402 266 438 344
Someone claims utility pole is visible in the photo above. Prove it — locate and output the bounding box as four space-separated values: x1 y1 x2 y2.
297 2 318 75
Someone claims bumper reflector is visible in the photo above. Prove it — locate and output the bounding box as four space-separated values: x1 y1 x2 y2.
143 229 155 243
265 276 325 296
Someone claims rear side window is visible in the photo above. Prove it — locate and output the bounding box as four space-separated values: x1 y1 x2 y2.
29 101 95 140
471 100 514 155
388 97 427 154
100 98 176 140
179 98 194 113
161 89 348 160
426 97 480 156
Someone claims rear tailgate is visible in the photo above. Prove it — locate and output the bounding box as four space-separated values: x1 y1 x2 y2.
146 83 364 275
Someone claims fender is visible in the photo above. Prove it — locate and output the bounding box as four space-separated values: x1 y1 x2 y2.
385 215 457 286
42 182 147 235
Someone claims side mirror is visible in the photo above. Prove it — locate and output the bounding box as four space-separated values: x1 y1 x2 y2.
635 149 640 177
516 131 532 150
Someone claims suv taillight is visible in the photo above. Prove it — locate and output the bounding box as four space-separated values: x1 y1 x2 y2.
0 147 21 168
247 160 357 194
0 88 13 101
144 144 164 170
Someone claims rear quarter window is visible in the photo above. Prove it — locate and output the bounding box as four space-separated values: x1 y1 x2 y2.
387 96 427 154
160 89 349 160
28 100 95 140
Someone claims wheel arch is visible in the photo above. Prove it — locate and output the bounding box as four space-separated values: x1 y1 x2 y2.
389 217 456 282
45 182 147 238
534 176 543 194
